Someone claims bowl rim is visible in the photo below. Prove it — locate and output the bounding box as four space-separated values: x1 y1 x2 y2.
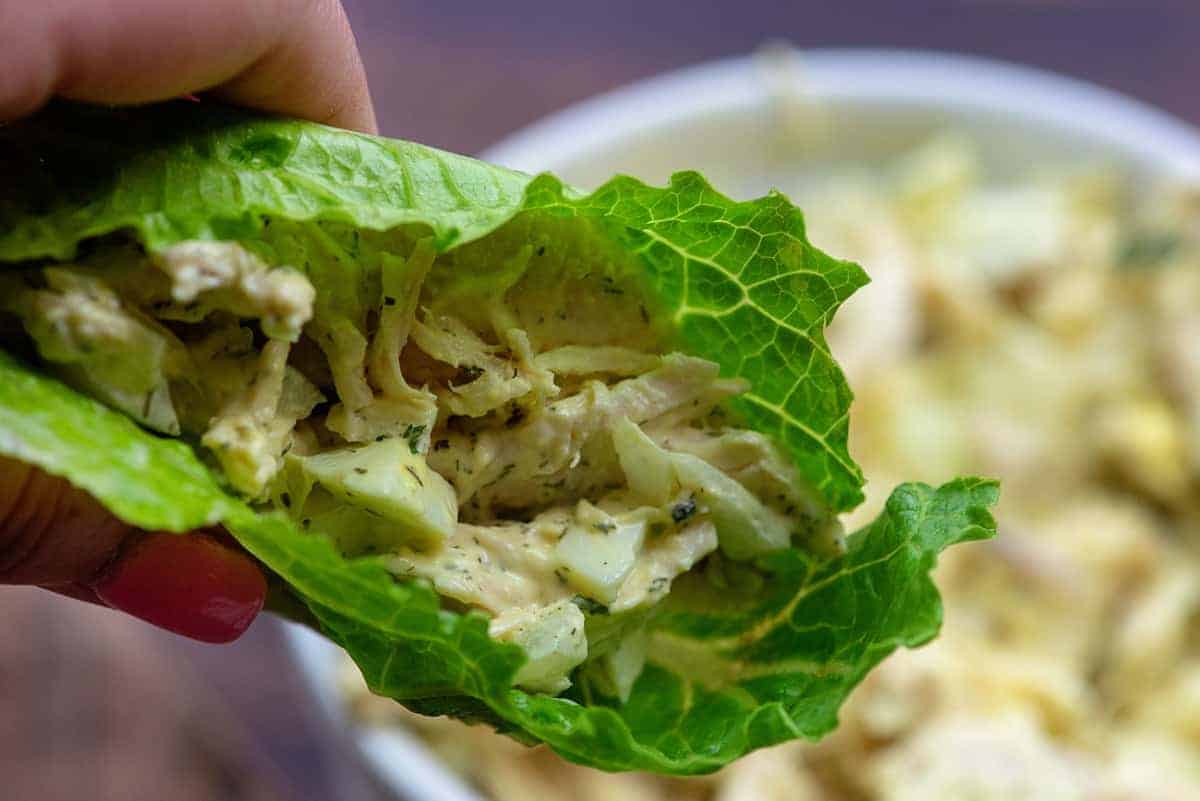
482 47 1200 179
286 47 1200 801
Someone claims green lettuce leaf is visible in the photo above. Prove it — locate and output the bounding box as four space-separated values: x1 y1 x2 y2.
0 102 998 773
0 101 864 510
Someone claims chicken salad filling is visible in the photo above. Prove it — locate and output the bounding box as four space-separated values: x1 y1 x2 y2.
2 232 839 694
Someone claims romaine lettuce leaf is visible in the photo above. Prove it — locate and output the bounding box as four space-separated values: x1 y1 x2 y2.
0 102 997 773
0 101 865 511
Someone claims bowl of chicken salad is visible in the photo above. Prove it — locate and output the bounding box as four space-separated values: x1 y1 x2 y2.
286 48 1200 800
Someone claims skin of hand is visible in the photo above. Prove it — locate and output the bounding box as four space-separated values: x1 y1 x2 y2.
0 0 377 641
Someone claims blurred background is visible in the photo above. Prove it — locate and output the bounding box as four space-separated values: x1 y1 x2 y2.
348 0 1200 151
5 2 1200 800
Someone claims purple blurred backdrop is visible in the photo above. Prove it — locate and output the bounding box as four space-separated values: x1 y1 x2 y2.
344 0 1200 153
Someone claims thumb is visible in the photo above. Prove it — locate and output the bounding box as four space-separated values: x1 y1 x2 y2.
0 457 266 643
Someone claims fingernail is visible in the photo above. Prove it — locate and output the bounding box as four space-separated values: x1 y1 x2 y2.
92 532 266 643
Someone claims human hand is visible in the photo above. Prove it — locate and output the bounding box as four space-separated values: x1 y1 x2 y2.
0 457 267 642
0 0 376 641
1 0 376 132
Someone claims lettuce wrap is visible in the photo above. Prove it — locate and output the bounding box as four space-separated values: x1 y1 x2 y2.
0 101 997 774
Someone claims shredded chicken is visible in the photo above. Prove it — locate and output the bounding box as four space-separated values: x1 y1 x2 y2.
2 268 186 433
8 229 817 699
411 311 534 418
202 338 323 496
427 354 745 516
324 242 439 445
155 241 315 341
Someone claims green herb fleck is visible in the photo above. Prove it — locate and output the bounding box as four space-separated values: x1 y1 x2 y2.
404 465 424 487
571 595 609 615
671 497 697 524
402 423 426 454
1119 230 1183 269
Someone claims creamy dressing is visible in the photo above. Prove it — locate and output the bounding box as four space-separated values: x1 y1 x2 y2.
387 516 569 613
384 506 720 618
8 236 824 694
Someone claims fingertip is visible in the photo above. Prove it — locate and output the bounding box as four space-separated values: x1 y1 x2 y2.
4 0 378 133
0 18 57 122
340 91 379 135
0 457 134 586
92 532 267 644
208 0 378 134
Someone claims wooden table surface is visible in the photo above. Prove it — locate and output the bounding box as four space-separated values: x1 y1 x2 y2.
4 2 1199 800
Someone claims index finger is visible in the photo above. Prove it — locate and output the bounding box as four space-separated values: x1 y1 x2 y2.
0 0 377 132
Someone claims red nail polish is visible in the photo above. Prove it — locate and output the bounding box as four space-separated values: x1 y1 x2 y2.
92 532 266 644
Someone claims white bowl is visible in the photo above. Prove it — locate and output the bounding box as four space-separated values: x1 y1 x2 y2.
485 48 1200 192
285 48 1200 801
